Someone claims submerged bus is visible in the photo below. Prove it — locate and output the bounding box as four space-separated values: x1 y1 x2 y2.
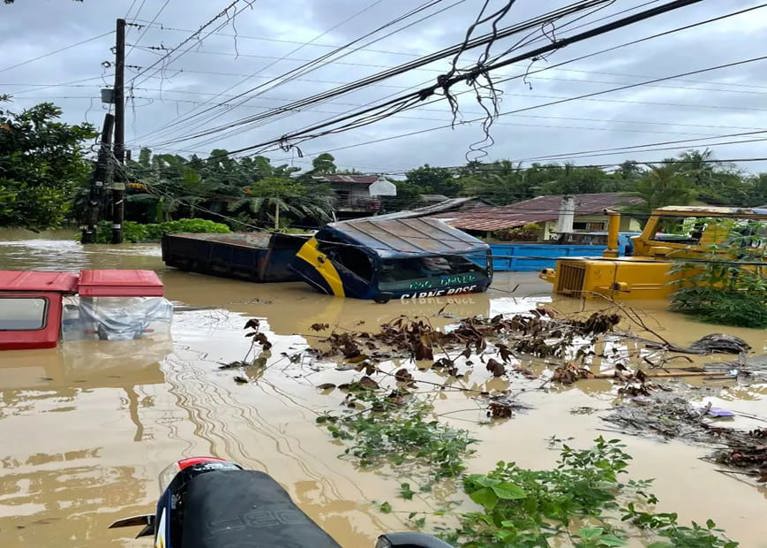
290 217 493 300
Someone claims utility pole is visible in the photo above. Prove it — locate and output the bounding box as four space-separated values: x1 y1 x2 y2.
81 113 114 244
111 17 126 244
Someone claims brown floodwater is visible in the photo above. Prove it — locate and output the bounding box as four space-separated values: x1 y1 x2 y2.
0 231 766 547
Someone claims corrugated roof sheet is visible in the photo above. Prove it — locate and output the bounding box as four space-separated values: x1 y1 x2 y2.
371 197 490 222
433 192 645 231
315 175 380 185
329 217 488 257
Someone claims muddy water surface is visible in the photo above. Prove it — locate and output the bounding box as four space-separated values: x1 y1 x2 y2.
0 233 766 547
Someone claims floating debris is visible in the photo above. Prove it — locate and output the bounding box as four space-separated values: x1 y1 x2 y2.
604 394 767 480
311 311 624 372
688 334 751 354
551 362 593 385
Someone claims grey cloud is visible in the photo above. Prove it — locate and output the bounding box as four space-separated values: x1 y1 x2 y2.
1 0 766 172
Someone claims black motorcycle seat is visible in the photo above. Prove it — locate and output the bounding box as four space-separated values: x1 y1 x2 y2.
181 470 341 548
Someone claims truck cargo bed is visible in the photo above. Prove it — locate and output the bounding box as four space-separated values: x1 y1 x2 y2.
162 232 309 282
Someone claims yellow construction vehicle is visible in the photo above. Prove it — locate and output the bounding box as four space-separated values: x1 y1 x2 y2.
540 206 767 299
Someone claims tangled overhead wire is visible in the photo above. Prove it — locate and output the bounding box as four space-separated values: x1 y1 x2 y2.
441 0 517 135
215 0 707 161
145 0 615 152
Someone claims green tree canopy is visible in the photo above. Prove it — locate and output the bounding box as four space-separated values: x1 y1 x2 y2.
632 164 697 212
0 101 95 229
405 165 462 197
308 153 337 176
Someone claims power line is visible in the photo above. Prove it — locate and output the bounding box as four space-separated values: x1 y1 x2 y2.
516 137 767 163
128 20 425 58
210 1 743 157
143 0 616 148
213 1 764 162
113 95 724 142
126 44 451 72
127 59 767 96
128 0 254 86
517 131 767 163
135 0 467 146
125 0 138 19
347 157 767 178
136 0 663 149
125 0 172 60
0 31 114 73
4 75 114 95
255 119 767 165
122 44 767 98
126 0 147 22
244 51 767 158
132 0 397 142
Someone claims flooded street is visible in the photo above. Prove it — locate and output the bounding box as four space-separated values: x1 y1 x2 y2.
1 232 766 547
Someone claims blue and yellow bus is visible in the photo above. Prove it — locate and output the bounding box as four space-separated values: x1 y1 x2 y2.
290 217 493 300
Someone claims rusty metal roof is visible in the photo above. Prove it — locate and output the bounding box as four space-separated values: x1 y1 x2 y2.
328 217 488 257
433 193 645 232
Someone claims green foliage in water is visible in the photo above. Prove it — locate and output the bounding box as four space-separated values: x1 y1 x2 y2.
672 287 767 328
316 394 475 481
671 222 767 328
93 218 230 243
446 437 737 547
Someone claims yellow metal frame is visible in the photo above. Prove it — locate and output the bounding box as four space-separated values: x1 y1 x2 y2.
295 238 345 297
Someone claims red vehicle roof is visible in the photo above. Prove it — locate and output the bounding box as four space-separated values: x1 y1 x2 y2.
78 269 164 297
0 271 79 293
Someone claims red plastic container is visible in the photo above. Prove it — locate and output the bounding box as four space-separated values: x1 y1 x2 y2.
77 270 164 297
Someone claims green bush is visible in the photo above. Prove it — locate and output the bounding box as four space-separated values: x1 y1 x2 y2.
93 218 230 243
447 437 738 547
671 286 767 328
670 221 767 328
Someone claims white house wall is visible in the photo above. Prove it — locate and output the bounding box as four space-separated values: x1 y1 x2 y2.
369 180 397 197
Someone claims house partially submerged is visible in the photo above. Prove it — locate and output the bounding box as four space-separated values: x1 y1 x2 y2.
313 175 397 219
433 192 645 239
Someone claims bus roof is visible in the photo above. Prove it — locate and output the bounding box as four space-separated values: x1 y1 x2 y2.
326 217 489 258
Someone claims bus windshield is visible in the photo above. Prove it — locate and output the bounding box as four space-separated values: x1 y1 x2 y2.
378 254 488 291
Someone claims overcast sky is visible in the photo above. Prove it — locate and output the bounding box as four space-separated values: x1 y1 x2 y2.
2 0 766 175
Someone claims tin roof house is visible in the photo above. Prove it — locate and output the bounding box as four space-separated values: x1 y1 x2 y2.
313 175 397 220
433 192 646 239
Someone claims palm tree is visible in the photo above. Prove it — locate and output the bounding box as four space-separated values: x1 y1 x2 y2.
228 177 334 229
633 165 697 212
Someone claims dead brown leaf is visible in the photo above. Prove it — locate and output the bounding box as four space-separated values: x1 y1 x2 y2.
486 358 506 377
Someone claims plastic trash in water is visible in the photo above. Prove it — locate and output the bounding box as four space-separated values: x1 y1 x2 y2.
705 406 735 418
